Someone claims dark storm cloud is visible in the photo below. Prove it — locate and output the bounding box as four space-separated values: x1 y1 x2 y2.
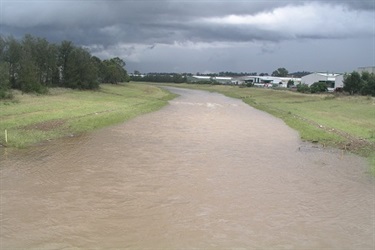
314 0 375 10
1 0 373 45
1 0 374 73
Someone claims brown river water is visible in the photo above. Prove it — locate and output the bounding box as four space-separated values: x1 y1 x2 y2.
1 87 374 249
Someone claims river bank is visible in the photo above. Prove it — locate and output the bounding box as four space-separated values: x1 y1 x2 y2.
159 83 375 174
1 81 374 174
0 83 176 148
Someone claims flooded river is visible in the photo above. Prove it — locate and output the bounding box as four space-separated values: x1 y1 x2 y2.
1 87 374 249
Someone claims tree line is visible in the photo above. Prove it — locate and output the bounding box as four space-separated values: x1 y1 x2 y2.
0 34 129 98
271 68 311 78
197 69 311 78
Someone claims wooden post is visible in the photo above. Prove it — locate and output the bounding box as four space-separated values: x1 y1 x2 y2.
5 129 7 143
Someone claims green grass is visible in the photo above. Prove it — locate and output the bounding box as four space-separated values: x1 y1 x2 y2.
166 83 375 173
0 83 176 148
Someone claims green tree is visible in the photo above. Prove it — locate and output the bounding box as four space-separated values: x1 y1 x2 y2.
112 57 129 82
18 35 46 93
58 40 74 86
46 44 59 86
0 36 4 55
32 36 58 87
0 36 11 98
91 56 105 82
3 37 22 89
102 57 129 84
360 71 375 96
18 53 42 93
343 71 363 95
0 62 11 99
272 67 288 77
0 35 130 92
0 40 11 98
172 74 185 83
64 47 99 89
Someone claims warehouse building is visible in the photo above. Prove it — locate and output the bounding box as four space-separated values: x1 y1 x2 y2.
301 72 343 91
234 76 301 88
187 75 233 84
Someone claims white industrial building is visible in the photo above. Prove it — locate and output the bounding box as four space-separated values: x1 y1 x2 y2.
187 75 233 84
234 76 301 88
334 75 344 91
301 73 343 91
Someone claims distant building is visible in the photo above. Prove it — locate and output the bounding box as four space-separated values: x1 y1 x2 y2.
214 77 232 84
187 75 211 82
187 75 232 84
334 75 344 90
301 72 343 91
357 66 375 74
234 76 301 88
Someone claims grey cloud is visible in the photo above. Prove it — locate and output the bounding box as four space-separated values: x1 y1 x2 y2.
1 0 373 73
2 0 373 46
311 0 375 10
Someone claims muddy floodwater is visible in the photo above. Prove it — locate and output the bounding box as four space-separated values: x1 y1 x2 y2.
1 87 374 249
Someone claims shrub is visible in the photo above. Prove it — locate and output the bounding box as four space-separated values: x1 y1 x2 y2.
287 80 294 88
0 88 13 99
296 83 310 93
21 81 48 94
246 82 254 87
310 82 328 93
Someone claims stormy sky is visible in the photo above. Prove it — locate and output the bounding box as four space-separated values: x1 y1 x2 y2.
1 0 374 74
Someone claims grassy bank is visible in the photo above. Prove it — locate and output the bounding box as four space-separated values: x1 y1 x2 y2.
0 83 176 148
167 83 375 173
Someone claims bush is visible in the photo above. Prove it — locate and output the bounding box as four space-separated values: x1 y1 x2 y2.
287 80 294 88
21 81 48 94
191 80 220 85
296 83 310 93
0 88 13 99
246 82 254 87
310 82 328 93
